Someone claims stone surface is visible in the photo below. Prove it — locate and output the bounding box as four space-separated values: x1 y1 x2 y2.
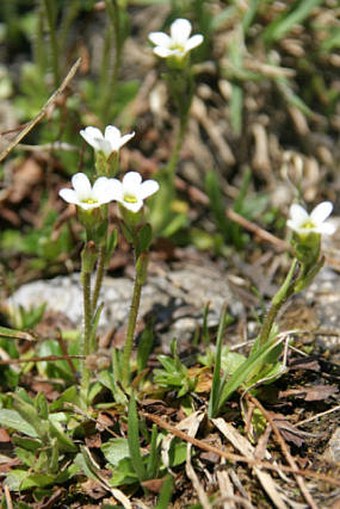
7 263 243 347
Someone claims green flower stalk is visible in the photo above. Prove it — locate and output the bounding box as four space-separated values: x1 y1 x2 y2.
212 201 336 415
254 201 335 352
149 17 203 142
79 124 135 332
59 172 117 403
148 19 203 232
109 171 159 386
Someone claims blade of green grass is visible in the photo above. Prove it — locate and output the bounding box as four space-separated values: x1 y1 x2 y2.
263 0 323 45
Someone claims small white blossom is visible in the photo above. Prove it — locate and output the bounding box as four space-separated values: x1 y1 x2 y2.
287 201 336 235
59 173 116 210
109 171 159 213
80 125 135 157
148 18 203 60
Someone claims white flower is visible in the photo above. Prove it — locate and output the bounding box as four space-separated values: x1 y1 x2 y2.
287 201 336 235
59 173 116 210
109 171 159 213
148 18 203 60
80 125 135 157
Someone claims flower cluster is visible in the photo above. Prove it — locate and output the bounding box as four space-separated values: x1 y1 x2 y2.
148 18 203 62
60 124 159 214
59 173 115 210
59 171 159 214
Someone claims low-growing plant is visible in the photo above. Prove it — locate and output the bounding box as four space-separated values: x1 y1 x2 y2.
0 1 338 505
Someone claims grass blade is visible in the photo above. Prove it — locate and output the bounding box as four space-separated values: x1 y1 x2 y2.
263 0 323 45
208 306 227 418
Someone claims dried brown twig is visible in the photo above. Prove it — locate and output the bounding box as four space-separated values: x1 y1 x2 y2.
0 58 81 163
247 394 319 509
0 354 84 365
141 411 340 488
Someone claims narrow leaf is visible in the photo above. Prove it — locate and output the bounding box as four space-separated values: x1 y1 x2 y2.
127 393 146 481
217 338 283 414
0 326 36 342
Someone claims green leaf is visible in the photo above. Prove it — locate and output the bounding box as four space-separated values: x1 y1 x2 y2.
146 424 159 479
168 439 187 467
160 212 188 238
0 326 36 342
0 409 38 438
137 323 154 373
106 228 118 262
221 350 246 374
155 475 174 509
4 469 36 491
208 307 227 418
107 457 139 487
48 419 78 453
12 435 41 452
138 223 153 253
127 393 146 482
205 171 228 235
101 438 130 468
35 392 49 420
216 338 284 415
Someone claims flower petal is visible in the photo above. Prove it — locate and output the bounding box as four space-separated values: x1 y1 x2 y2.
80 126 104 150
91 177 114 203
170 18 192 44
319 222 336 235
119 198 144 213
104 125 121 151
101 139 115 156
153 46 175 58
59 188 79 205
119 131 135 149
148 32 171 48
289 204 308 226
104 125 121 139
139 180 159 200
107 178 124 201
122 171 142 190
72 173 92 200
185 34 204 52
310 201 333 224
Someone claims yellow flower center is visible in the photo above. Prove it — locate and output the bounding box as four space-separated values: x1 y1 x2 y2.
124 194 137 204
81 198 98 205
301 220 316 229
170 42 185 53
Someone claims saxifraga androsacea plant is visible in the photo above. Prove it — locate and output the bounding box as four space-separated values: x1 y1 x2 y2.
148 18 204 234
209 201 336 417
59 126 159 405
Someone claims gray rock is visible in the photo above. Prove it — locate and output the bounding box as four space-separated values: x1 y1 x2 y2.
7 264 242 347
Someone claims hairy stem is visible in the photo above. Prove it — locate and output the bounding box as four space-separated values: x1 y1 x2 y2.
92 244 106 315
80 267 92 404
256 258 298 349
121 253 147 387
